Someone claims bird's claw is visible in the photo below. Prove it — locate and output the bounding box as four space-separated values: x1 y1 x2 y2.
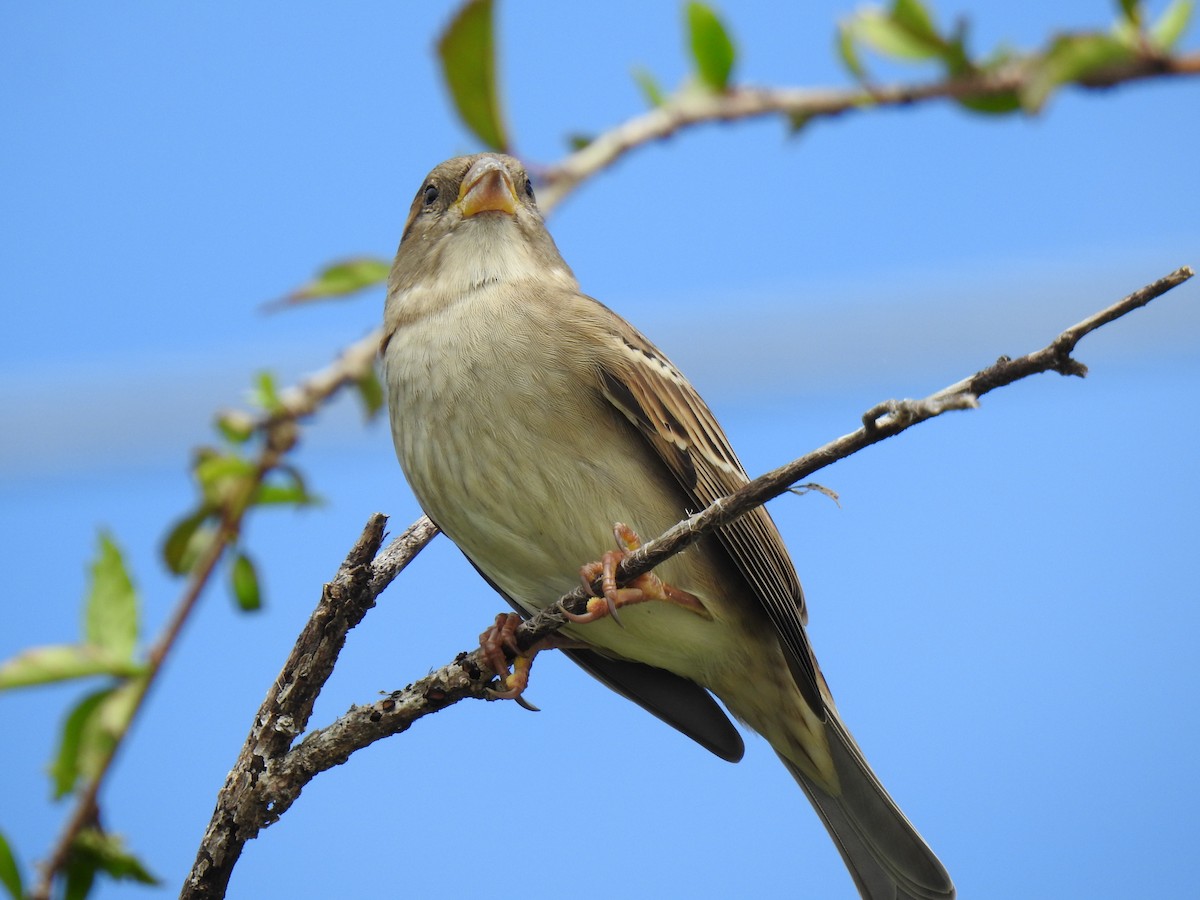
478 612 541 710
565 523 708 624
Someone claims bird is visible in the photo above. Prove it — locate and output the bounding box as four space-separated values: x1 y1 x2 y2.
380 152 954 900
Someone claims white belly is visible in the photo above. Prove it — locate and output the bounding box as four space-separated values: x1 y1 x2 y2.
380 284 761 684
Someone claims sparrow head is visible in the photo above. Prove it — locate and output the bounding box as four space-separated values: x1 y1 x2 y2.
388 154 575 298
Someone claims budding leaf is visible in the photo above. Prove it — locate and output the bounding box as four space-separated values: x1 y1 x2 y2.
215 411 254 444
631 65 667 107
252 371 282 414
1150 0 1194 49
837 20 869 80
1118 0 1143 26
686 2 737 91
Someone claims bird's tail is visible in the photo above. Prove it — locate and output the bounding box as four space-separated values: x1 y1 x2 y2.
780 710 955 900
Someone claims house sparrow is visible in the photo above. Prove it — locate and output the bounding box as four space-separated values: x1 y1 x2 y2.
381 153 954 900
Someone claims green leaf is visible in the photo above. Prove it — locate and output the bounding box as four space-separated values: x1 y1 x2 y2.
836 20 868 80
290 258 388 301
0 644 143 690
852 8 941 60
252 371 282 414
252 465 318 508
0 830 23 900
1150 0 1194 49
952 42 1020 113
97 675 144 738
891 0 942 47
955 90 1022 115
162 508 215 575
939 19 974 76
251 484 305 506
84 533 138 662
437 0 509 151
1110 14 1142 48
230 551 262 612
53 677 147 799
844 1 972 75
565 132 594 151
195 450 256 508
631 65 667 107
195 452 256 487
69 829 159 891
1118 0 1143 25
51 688 112 798
267 257 391 310
215 410 254 444
1022 33 1135 111
63 853 95 900
354 370 384 419
786 111 812 135
686 2 737 91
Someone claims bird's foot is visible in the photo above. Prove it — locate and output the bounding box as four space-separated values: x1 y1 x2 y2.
565 523 709 625
478 612 580 711
479 613 543 710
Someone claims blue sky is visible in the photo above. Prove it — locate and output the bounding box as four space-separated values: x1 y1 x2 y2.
2 2 1198 898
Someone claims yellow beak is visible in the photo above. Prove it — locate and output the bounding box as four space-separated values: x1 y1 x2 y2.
458 157 518 217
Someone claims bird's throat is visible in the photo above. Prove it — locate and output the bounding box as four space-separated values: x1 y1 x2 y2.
435 217 573 295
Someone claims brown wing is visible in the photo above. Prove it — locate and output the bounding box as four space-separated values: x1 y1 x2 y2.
595 306 826 718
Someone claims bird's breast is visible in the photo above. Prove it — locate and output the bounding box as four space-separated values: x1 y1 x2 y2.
380 283 767 685
382 284 634 583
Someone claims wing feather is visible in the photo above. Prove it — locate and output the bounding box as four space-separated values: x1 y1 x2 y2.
596 311 825 718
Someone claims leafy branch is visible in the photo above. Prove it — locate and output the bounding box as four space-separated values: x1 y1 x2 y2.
1 405 313 898
239 0 1200 437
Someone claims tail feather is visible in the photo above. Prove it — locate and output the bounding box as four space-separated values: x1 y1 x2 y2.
782 712 955 900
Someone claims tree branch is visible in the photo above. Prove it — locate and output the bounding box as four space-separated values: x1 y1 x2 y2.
181 514 439 899
224 50 1200 442
536 52 1200 210
183 265 1193 898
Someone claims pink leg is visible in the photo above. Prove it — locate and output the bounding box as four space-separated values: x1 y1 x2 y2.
564 523 709 624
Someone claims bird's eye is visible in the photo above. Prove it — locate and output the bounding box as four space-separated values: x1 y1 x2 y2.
422 183 439 206
524 178 535 201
